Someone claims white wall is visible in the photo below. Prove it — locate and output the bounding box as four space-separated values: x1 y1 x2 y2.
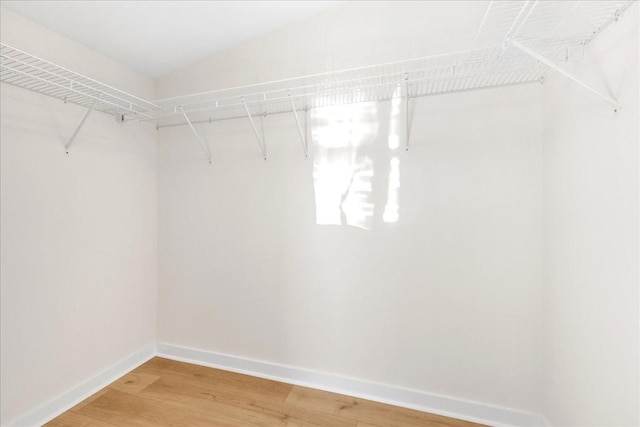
157 1 545 414
0 8 158 425
3 1 637 425
541 4 639 426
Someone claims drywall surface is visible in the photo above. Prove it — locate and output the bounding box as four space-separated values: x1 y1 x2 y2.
541 4 640 426
0 9 158 425
159 22 545 414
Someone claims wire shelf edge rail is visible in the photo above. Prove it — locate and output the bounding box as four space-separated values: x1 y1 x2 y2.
149 47 550 125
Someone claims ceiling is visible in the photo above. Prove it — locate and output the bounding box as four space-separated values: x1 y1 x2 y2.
0 1 342 78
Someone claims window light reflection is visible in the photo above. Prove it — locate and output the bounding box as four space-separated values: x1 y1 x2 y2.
311 94 402 228
312 102 378 230
382 85 403 223
383 157 400 223
388 85 402 150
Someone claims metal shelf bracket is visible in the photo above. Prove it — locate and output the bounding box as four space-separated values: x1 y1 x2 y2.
289 95 308 158
179 106 213 164
511 40 619 110
64 97 98 154
242 99 267 160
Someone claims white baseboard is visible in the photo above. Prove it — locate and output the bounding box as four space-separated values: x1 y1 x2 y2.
156 343 547 427
7 344 156 427
6 342 546 427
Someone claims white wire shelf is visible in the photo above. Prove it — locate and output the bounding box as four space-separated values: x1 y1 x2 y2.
471 0 630 50
0 43 163 120
151 45 552 127
0 0 634 130
149 0 634 128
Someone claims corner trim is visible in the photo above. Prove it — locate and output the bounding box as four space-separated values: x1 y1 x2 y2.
6 344 156 427
156 342 546 427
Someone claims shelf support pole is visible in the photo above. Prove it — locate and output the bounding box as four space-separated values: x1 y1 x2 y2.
242 100 267 160
65 98 98 153
289 95 308 158
511 40 619 110
179 106 212 164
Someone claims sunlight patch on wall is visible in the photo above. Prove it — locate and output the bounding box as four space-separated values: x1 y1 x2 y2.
311 103 378 230
383 156 400 223
383 85 402 223
311 92 404 229
388 85 403 150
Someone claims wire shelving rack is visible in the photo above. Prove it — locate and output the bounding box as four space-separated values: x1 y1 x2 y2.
0 0 635 157
148 0 633 126
0 44 162 120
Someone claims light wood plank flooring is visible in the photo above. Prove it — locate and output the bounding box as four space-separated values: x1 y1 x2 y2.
45 357 486 427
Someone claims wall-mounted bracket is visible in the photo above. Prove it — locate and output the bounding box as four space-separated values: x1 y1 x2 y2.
511 40 619 111
179 106 213 164
64 97 98 154
242 99 267 160
289 95 308 158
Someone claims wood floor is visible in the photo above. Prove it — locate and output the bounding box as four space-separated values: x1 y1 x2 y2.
45 357 485 427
